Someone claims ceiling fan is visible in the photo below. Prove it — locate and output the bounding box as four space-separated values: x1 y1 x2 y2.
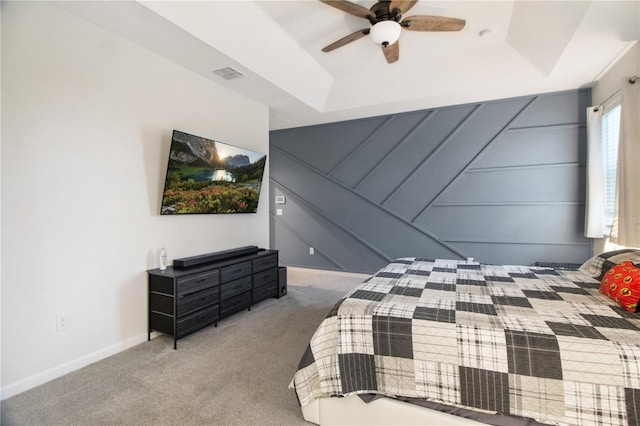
320 0 465 64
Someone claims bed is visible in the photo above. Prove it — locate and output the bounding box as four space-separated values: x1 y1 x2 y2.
290 250 640 425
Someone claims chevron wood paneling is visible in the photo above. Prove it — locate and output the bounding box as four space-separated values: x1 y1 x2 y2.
270 90 592 274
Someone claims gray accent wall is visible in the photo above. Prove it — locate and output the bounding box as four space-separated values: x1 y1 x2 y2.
269 90 592 274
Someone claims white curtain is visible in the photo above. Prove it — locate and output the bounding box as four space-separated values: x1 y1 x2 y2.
609 77 640 247
584 106 605 238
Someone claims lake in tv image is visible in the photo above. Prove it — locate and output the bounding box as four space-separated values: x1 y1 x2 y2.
160 130 266 214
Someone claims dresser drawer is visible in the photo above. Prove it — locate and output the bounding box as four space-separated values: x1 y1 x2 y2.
176 304 219 338
150 311 174 335
177 286 219 318
254 268 277 288
253 254 277 273
221 261 252 283
177 270 219 297
220 276 252 300
220 292 251 318
150 292 173 315
149 274 175 295
253 281 277 304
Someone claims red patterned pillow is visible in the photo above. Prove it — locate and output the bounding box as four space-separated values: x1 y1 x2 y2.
600 261 640 312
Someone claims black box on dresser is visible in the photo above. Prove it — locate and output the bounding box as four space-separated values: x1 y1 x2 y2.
147 246 280 349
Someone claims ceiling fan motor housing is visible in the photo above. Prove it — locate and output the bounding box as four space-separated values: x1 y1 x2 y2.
369 1 401 24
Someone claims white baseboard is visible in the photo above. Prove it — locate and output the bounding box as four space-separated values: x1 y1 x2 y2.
286 266 370 280
1 334 150 400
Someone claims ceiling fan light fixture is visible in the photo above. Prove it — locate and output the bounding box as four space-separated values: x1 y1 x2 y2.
369 20 401 46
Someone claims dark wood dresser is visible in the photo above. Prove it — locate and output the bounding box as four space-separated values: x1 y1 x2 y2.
147 246 280 349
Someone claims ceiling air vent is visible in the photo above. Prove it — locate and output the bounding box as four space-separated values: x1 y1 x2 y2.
212 66 245 81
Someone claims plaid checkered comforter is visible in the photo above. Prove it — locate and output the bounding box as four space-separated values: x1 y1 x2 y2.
290 258 640 425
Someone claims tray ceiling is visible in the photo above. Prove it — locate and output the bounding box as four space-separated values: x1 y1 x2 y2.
56 1 639 130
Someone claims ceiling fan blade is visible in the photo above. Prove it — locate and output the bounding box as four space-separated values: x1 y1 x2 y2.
320 0 375 20
382 42 399 64
389 0 418 16
401 15 466 31
322 28 370 52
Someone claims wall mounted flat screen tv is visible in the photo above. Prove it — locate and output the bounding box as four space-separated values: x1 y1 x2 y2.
160 130 266 214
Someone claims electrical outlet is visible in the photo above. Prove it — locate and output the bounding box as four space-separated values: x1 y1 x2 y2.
309 247 315 255
56 313 70 332
276 208 283 216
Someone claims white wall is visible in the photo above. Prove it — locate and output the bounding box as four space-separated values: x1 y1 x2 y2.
1 1 269 398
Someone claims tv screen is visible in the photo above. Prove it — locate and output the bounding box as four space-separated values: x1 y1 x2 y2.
160 130 266 214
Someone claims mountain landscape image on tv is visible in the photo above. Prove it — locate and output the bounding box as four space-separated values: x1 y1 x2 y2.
160 130 266 214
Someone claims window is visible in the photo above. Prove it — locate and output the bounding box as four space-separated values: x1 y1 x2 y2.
602 104 621 234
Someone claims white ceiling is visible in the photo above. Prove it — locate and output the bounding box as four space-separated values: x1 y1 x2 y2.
56 1 639 130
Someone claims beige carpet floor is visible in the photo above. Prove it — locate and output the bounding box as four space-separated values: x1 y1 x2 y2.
1 268 367 426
